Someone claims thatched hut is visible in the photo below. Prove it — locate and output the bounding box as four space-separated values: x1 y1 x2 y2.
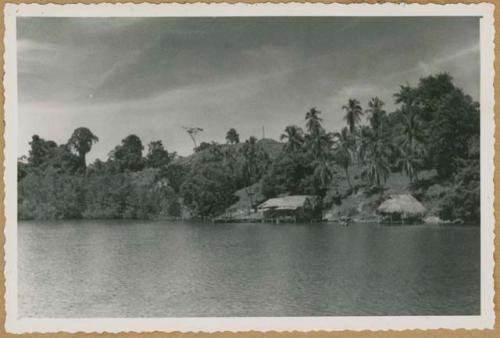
377 194 426 223
257 195 320 222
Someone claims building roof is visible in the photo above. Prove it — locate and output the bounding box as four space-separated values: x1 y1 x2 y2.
377 194 426 215
257 195 315 211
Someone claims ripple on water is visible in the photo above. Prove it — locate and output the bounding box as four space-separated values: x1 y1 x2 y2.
18 220 480 317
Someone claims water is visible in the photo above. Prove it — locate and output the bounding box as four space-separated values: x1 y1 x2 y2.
18 220 480 317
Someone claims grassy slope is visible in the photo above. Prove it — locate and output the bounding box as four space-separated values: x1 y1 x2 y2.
325 167 441 221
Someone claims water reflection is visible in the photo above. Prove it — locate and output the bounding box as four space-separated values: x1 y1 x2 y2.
18 221 480 317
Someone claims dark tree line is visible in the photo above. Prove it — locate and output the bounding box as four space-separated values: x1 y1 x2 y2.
18 73 480 222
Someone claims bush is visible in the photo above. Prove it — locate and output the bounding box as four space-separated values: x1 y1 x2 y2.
438 160 479 222
18 169 84 219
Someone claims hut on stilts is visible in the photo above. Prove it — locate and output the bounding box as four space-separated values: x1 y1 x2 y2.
257 195 321 223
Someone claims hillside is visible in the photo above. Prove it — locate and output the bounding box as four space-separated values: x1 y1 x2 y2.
224 165 461 224
174 138 283 167
323 169 438 222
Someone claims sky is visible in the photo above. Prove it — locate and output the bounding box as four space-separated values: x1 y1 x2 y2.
17 16 480 161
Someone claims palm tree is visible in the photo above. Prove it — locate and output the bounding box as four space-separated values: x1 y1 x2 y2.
313 160 333 195
397 146 423 183
240 136 269 209
304 108 334 162
342 98 363 134
397 111 425 184
241 136 269 186
333 127 353 190
306 130 333 163
365 97 386 132
67 127 99 169
357 126 391 190
280 125 305 153
305 107 323 136
394 84 418 106
356 125 374 164
400 112 424 155
363 152 391 188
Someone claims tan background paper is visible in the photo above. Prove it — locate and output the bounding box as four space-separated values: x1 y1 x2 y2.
1 0 497 337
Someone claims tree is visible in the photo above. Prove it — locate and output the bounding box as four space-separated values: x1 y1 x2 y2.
181 164 238 217
365 97 386 133
333 127 354 190
225 128 240 144
362 145 390 189
305 107 323 136
67 127 99 169
304 108 333 162
313 160 333 197
394 84 418 107
396 112 425 180
260 151 314 198
109 134 144 172
306 130 333 163
342 98 363 134
393 73 479 178
146 140 170 168
399 112 424 154
240 136 270 207
280 125 305 153
397 146 423 183
429 91 478 177
241 136 270 186
181 146 239 217
195 141 213 153
357 126 391 189
28 135 57 167
438 144 480 222
158 163 185 193
183 126 203 148
18 168 85 219
48 145 82 174
26 135 80 173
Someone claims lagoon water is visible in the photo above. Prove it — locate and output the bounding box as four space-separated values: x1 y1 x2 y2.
18 220 479 317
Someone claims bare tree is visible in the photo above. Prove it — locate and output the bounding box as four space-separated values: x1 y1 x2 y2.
183 126 203 148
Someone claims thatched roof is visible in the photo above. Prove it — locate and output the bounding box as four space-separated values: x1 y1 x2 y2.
377 194 426 216
258 195 315 211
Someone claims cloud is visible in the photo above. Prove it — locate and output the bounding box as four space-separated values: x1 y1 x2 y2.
16 17 480 159
395 43 479 78
436 43 479 64
17 39 57 52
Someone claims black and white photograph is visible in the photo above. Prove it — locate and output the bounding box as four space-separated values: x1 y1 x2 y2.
3 3 495 333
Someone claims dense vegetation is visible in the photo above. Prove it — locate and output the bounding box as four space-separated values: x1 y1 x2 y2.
18 73 480 222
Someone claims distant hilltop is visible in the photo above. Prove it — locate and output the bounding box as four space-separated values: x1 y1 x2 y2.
175 138 284 166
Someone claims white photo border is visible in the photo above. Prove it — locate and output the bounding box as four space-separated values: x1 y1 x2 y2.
3 2 496 333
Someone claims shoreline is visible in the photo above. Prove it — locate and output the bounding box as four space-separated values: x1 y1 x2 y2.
17 217 480 227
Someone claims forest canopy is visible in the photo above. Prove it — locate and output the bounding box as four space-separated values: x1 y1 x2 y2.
18 73 480 223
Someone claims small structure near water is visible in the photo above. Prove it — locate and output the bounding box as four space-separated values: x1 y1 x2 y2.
257 195 321 222
377 194 426 224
